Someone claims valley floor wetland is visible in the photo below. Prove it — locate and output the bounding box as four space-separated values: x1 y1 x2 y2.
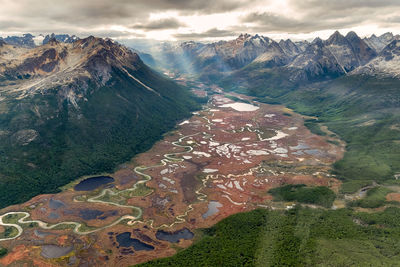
0 89 345 266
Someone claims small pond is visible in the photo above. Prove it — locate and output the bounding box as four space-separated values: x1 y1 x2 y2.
74 176 114 191
41 245 73 259
156 228 194 243
48 212 59 219
34 230 54 238
79 209 118 220
202 201 222 219
304 149 323 156
79 209 104 220
116 232 154 251
49 199 65 210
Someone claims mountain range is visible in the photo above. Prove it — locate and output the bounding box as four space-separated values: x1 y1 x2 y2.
144 31 400 82
3 31 400 81
0 33 79 47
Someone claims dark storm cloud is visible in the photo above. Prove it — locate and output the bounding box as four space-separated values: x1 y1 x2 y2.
292 0 400 11
173 28 237 39
0 0 253 38
136 0 253 13
0 0 251 27
290 0 400 22
242 0 400 34
385 16 400 23
131 18 186 30
242 12 364 33
0 20 27 30
2 0 400 40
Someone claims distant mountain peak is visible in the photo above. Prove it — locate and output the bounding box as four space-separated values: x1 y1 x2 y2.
381 39 400 53
22 33 34 38
345 31 360 40
312 37 323 45
279 39 300 57
42 33 80 45
47 36 59 46
364 31 400 53
237 33 252 40
353 39 400 78
380 32 394 38
326 30 347 45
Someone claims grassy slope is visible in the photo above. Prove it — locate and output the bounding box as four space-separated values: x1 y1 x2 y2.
349 186 393 208
220 70 400 192
268 184 336 208
0 65 201 208
139 207 400 266
281 76 400 190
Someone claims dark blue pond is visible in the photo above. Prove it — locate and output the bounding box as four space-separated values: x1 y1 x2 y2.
74 176 114 191
116 232 154 251
48 212 60 219
78 209 118 220
79 209 104 220
49 199 65 209
156 228 194 243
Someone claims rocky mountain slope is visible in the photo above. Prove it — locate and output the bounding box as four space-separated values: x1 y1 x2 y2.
353 40 400 78
324 31 376 72
364 32 400 53
0 36 148 102
0 33 37 48
146 33 288 79
286 37 345 81
0 36 199 207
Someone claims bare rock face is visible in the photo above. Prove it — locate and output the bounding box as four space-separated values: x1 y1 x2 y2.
323 31 376 72
364 32 400 53
152 33 289 75
1 33 36 48
42 33 79 45
0 33 79 48
345 31 377 65
0 36 142 104
353 40 400 78
195 34 288 69
12 129 39 145
279 39 301 58
287 37 345 81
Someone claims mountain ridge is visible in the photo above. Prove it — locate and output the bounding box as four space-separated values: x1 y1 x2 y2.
0 35 200 207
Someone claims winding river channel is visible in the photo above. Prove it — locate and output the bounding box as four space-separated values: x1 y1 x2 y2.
0 111 218 242
0 100 298 243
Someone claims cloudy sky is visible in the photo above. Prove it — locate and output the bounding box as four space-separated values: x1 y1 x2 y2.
1 0 400 41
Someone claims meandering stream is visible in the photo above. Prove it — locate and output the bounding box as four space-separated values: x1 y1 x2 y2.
0 98 298 242
0 115 215 241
